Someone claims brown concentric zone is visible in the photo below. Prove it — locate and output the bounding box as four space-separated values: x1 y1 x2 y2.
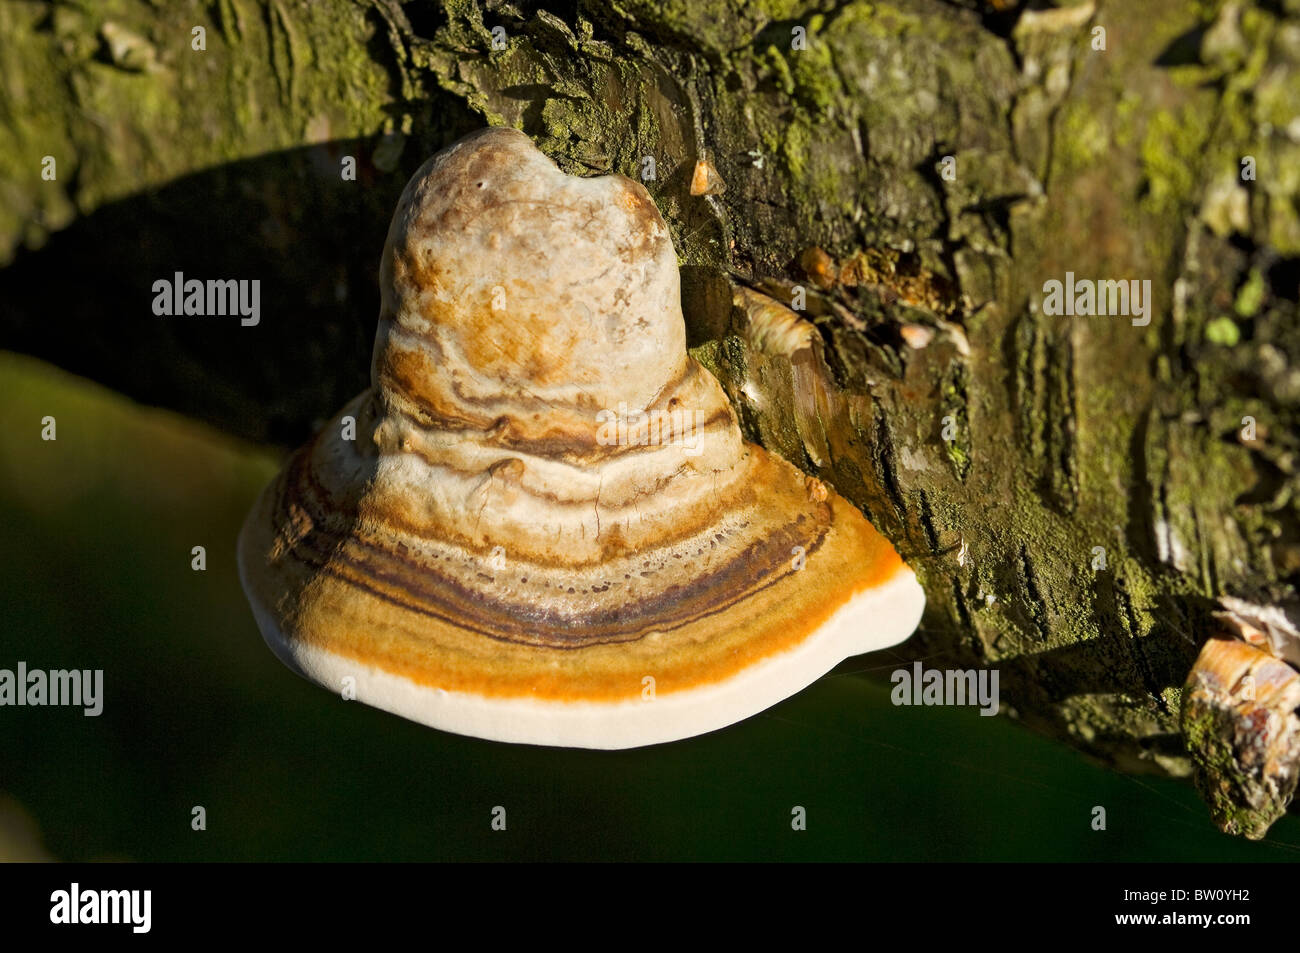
243 424 905 703
274 443 826 648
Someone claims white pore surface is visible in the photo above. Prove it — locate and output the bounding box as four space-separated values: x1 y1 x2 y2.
242 557 926 750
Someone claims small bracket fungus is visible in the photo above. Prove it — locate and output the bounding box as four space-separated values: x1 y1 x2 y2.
238 127 925 749
1183 636 1300 839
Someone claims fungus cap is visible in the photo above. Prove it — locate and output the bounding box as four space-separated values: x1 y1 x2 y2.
238 127 925 749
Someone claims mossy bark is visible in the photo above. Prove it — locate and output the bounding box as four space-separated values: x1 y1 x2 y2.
2 0 1299 828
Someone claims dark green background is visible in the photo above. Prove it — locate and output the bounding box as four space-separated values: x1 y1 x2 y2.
1 351 1296 862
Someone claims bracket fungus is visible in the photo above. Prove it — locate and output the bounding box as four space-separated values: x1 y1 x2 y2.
238 127 925 749
1183 600 1300 837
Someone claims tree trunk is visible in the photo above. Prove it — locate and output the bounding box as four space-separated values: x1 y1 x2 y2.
3 0 1298 833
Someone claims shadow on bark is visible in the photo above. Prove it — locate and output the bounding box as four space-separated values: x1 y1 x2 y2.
0 133 484 447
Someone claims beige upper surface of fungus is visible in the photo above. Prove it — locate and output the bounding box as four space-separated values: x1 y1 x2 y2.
238 127 924 749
